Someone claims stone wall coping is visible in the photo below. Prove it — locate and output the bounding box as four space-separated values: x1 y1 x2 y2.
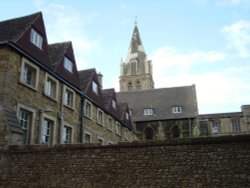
1 134 250 153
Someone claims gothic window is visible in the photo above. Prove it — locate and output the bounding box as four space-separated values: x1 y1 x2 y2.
199 121 209 136
212 121 221 134
144 127 154 140
171 125 180 138
232 119 241 132
136 80 141 90
128 82 133 91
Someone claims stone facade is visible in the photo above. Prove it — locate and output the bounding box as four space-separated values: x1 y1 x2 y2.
194 105 250 137
0 46 82 145
1 135 250 187
0 12 136 147
83 98 137 144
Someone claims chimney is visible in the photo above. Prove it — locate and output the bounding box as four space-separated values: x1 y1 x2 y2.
97 72 103 89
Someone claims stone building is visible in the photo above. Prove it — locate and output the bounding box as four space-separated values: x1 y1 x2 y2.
117 21 250 140
0 12 135 146
78 69 136 144
195 105 250 137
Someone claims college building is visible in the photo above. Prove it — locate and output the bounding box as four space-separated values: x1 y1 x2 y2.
0 12 249 146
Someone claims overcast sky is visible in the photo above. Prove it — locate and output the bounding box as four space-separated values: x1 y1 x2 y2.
1 0 250 114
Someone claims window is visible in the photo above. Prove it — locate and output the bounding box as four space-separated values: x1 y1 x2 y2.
232 119 241 133
108 117 113 131
20 58 39 89
128 82 133 91
126 112 129 120
18 108 33 144
63 125 72 143
172 106 182 114
112 99 116 109
116 122 122 136
97 109 104 125
30 28 43 49
92 81 98 95
136 80 141 91
64 57 73 73
144 108 153 116
64 86 75 109
84 132 92 143
212 121 221 134
97 137 104 145
45 74 58 100
84 100 92 118
199 121 209 136
41 118 54 145
124 129 129 141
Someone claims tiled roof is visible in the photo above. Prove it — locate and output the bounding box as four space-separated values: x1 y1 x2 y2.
78 69 95 92
0 12 41 42
48 42 80 88
116 85 198 122
198 112 243 119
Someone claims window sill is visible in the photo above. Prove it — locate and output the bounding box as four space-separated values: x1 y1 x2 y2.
44 93 58 102
19 81 38 91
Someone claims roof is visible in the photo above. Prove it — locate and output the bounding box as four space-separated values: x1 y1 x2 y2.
198 112 243 119
116 85 198 122
78 69 95 93
0 12 41 42
48 42 80 88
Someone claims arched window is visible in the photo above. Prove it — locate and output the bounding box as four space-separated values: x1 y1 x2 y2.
136 80 141 91
171 125 180 138
128 82 133 91
144 127 154 140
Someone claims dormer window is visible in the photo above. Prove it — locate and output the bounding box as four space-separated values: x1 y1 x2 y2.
112 99 116 109
64 57 73 73
144 108 153 116
92 81 98 95
172 106 182 114
126 112 129 120
30 29 43 49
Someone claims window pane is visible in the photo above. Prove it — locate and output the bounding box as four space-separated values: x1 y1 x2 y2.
63 126 72 143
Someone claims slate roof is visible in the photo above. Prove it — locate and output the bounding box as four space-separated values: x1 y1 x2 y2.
47 42 80 88
0 12 41 42
198 112 243 119
78 69 95 93
116 85 198 122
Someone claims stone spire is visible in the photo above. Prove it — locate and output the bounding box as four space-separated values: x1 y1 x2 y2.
119 20 154 92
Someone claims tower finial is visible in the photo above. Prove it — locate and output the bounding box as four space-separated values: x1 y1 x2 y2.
135 16 137 26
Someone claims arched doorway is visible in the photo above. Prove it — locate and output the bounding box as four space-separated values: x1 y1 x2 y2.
144 127 154 140
171 125 180 138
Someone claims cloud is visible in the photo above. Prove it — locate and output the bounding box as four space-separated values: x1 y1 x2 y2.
150 47 250 113
221 20 250 57
34 0 100 69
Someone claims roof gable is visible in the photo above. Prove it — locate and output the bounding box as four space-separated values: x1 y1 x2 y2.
78 68 104 107
0 12 51 69
117 85 198 122
0 12 41 42
102 89 120 118
48 42 80 88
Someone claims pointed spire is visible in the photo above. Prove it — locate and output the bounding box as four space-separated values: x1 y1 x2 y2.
130 17 143 54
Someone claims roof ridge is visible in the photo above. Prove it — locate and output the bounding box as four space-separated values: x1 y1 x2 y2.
0 12 41 23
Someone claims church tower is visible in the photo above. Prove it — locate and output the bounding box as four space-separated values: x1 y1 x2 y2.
119 21 154 92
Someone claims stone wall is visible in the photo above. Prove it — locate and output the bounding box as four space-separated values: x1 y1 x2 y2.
1 135 250 187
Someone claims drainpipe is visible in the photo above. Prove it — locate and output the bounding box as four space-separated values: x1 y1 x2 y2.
59 85 65 144
80 95 85 143
188 118 192 138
